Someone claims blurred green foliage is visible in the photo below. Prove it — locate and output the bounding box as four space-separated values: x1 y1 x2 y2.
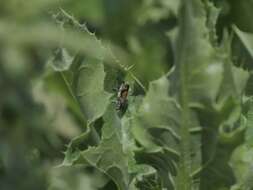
1 0 253 190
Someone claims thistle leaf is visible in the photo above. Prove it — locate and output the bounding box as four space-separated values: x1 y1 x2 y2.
76 60 112 124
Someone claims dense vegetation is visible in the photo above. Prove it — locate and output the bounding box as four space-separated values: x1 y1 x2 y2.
1 0 253 190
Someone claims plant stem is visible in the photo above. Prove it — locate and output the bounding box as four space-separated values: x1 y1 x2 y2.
175 0 196 189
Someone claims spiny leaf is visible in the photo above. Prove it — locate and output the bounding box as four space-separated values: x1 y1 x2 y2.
133 0 224 189
172 0 222 189
62 105 137 190
132 76 201 189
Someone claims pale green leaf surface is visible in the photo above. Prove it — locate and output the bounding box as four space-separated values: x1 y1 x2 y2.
132 76 180 189
62 104 139 190
76 60 112 123
132 76 181 152
132 76 201 189
168 4 248 190
174 0 224 106
80 105 134 190
172 1 221 189
200 44 249 190
216 37 249 102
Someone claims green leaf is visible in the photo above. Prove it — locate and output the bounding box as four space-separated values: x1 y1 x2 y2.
49 166 108 190
173 0 223 107
48 54 112 125
216 32 249 103
199 30 249 190
133 76 181 152
132 0 227 189
230 145 253 190
62 105 136 190
76 60 112 124
172 0 223 189
230 90 253 190
132 76 201 189
233 25 253 59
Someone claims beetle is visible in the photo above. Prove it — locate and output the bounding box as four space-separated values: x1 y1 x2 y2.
115 82 130 111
